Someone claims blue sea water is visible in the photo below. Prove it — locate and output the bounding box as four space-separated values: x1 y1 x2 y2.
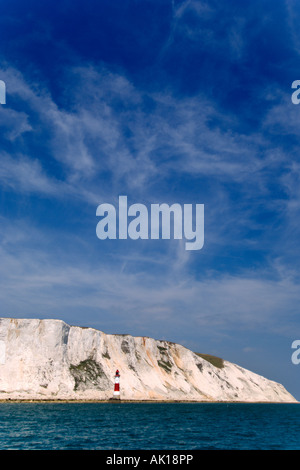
0 402 299 450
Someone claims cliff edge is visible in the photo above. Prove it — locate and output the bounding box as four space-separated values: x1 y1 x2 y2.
0 318 296 402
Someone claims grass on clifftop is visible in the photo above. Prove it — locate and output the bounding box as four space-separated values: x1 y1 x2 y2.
195 353 224 369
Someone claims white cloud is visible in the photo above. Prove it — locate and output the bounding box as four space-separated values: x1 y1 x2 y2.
0 63 297 277
0 63 299 344
0 211 298 341
0 153 61 195
0 63 288 204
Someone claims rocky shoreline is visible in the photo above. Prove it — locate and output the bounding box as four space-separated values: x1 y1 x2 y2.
0 399 298 404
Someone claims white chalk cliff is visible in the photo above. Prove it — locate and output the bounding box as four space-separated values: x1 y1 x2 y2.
0 318 296 402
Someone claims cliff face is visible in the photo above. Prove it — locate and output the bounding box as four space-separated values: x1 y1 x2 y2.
0 318 296 402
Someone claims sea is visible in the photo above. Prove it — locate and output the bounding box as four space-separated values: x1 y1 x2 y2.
0 402 299 451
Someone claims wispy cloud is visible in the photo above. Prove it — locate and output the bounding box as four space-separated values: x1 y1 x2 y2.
0 54 299 346
0 214 299 344
0 152 62 195
0 63 293 204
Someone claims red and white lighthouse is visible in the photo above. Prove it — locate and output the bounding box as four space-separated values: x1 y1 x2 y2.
113 369 120 399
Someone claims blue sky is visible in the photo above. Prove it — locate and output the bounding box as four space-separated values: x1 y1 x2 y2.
0 0 300 399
